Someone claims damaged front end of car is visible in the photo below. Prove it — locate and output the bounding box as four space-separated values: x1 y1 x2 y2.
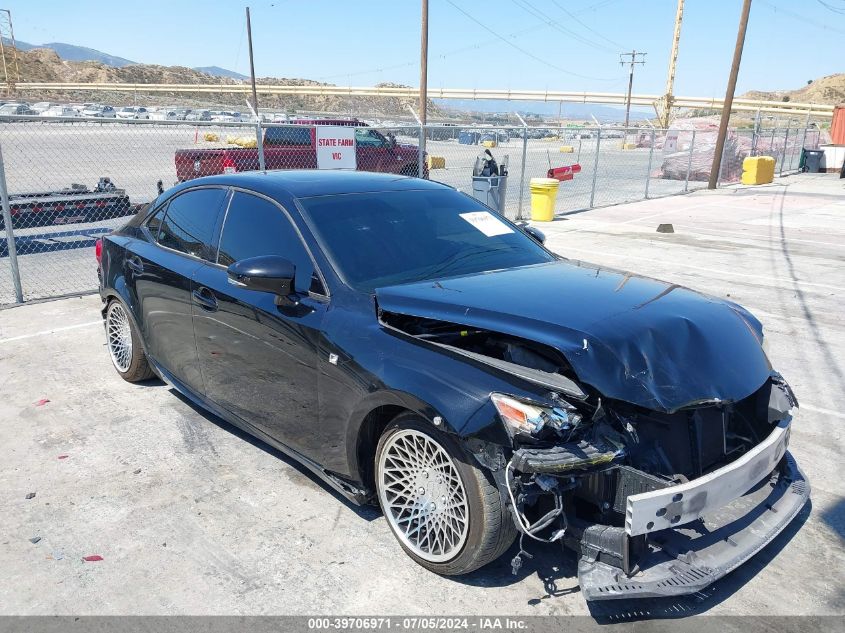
379 308 810 601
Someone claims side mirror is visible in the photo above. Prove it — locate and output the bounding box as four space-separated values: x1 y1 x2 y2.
227 255 295 297
516 222 546 244
525 226 546 244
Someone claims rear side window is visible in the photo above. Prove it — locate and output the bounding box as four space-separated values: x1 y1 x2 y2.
355 128 386 147
218 192 318 294
157 188 227 259
264 126 312 146
145 206 166 236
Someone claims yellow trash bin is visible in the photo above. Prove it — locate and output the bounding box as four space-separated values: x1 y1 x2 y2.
529 177 560 222
741 156 775 185
426 155 446 170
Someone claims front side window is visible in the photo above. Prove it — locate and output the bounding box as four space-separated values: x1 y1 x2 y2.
157 188 227 260
218 192 317 294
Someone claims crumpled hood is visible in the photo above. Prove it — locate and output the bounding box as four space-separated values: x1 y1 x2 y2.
375 260 771 412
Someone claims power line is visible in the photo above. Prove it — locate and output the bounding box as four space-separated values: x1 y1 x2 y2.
316 22 550 82
314 0 622 83
816 0 845 13
549 0 626 49
758 0 845 35
509 0 618 54
444 0 620 81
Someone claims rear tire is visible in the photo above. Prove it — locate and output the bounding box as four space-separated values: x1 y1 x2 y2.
105 299 154 383
375 413 516 575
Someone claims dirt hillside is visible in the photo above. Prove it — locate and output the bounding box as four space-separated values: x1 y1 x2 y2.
10 48 438 117
742 74 845 106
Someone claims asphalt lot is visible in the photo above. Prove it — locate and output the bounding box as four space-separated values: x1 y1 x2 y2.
0 173 842 618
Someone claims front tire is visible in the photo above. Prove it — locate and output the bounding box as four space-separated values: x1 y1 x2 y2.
375 413 516 575
105 299 154 382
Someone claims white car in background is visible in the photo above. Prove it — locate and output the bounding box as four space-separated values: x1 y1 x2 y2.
211 111 244 122
0 103 37 118
116 106 150 120
43 105 79 118
31 102 53 113
82 105 117 118
149 109 179 121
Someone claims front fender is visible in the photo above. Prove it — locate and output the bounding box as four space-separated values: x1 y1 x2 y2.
329 315 548 482
342 387 461 483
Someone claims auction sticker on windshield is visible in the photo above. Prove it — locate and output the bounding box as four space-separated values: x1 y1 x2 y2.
459 211 514 237
316 126 357 170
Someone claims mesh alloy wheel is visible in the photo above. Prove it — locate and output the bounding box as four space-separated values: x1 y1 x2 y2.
377 428 470 563
106 301 133 373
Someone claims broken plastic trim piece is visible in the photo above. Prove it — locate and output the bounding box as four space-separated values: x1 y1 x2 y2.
511 440 623 473
428 339 586 400
377 310 586 399
436 341 587 400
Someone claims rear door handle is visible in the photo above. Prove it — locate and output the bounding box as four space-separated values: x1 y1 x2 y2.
192 286 218 312
127 257 143 273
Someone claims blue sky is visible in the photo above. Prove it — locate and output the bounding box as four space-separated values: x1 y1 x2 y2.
6 0 844 98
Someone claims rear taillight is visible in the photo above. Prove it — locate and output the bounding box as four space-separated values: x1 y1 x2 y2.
221 156 236 174
95 238 103 265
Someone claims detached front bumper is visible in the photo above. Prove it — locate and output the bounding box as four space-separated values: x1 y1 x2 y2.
579 451 809 600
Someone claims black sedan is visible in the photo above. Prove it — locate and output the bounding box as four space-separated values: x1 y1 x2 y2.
97 171 808 601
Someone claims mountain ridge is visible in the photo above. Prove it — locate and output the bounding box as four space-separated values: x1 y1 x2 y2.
11 48 438 117
2 38 245 80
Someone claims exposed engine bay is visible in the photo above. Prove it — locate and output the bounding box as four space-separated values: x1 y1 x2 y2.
381 311 806 598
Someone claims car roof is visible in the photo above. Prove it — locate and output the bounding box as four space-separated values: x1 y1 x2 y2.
172 170 450 199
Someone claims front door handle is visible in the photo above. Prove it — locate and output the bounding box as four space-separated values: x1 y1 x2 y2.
192 286 218 312
127 257 143 273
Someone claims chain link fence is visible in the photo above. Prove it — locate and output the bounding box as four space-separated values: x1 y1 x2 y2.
0 116 822 306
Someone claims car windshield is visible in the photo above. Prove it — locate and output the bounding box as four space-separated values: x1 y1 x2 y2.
298 189 555 292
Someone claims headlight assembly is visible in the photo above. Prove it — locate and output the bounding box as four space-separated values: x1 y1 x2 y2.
491 393 581 439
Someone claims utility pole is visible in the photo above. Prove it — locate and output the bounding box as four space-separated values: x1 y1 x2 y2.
246 7 259 118
620 50 646 132
708 0 752 189
0 9 21 95
419 0 429 132
658 0 684 128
